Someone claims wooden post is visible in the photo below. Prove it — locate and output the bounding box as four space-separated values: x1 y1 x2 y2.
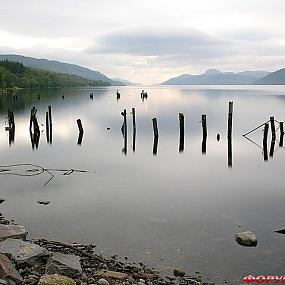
263 123 269 161
152 118 159 138
270 116 276 140
121 109 127 154
7 110 15 145
77 119 84 134
132 108 136 152
132 108 136 133
270 138 275 157
228 136 232 168
46 112 49 143
201 114 207 154
153 136 158 155
227 102 233 139
179 113 184 152
280 122 284 147
48 106 52 144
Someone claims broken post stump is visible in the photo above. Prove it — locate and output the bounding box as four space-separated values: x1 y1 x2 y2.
270 116 276 140
179 113 184 152
152 118 159 138
227 101 233 139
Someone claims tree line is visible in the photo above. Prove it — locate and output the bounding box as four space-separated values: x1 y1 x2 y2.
0 60 110 89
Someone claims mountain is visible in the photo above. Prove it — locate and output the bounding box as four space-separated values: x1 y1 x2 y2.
162 69 271 85
255 68 285 84
0 54 122 86
0 60 110 89
111 78 141 86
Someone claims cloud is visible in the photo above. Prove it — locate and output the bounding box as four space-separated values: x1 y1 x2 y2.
86 28 234 59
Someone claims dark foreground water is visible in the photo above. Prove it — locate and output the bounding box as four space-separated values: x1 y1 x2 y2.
1 85 285 284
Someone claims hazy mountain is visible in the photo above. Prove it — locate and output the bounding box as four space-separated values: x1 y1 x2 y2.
255 68 285 84
162 69 271 85
111 78 141 85
0 54 123 86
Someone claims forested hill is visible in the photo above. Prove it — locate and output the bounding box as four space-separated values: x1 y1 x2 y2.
0 60 110 89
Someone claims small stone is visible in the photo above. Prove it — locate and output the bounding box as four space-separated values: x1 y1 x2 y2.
0 225 27 241
46 252 82 278
173 269 185 277
235 231 257 247
0 253 23 284
0 238 49 267
97 278 109 285
38 274 76 285
0 279 8 285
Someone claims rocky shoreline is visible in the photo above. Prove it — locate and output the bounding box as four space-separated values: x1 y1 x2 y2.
0 211 214 285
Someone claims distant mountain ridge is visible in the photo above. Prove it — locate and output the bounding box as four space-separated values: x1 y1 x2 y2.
111 78 141 86
162 69 271 85
255 68 285 84
0 54 123 86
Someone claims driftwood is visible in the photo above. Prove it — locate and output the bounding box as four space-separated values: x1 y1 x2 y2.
0 163 95 187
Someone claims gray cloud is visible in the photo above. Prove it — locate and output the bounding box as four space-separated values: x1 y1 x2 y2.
87 28 234 59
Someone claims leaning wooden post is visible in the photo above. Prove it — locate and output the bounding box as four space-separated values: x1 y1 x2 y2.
280 122 284 134
121 109 127 154
48 106 52 144
227 102 233 139
152 118 159 138
263 123 269 161
202 115 207 138
77 119 84 145
179 113 184 152
279 122 284 147
270 116 276 140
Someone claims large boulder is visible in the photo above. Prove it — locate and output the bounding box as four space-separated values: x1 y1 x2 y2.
0 225 27 241
0 253 22 284
38 274 76 285
0 238 49 267
46 252 82 278
235 231 257 247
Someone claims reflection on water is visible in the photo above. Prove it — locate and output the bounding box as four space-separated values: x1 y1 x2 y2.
2 86 285 284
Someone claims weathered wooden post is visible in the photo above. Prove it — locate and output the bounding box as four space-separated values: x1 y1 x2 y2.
29 107 40 149
280 122 284 147
263 123 269 161
228 137 232 168
116 90 120 100
152 118 159 138
132 108 136 152
121 109 127 154
153 136 158 155
179 113 184 152
46 112 49 143
201 114 207 154
48 106 52 144
270 116 276 140
76 119 84 145
227 102 233 139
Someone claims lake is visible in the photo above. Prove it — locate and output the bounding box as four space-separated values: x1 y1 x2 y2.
1 85 285 284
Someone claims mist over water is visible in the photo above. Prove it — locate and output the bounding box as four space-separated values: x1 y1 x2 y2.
1 85 285 284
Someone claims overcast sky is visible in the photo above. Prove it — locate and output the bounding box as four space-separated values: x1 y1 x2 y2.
0 0 285 84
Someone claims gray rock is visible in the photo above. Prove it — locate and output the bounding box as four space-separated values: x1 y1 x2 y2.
0 238 49 267
173 269 185 277
0 253 22 284
97 278 109 285
0 225 27 242
95 270 128 280
38 274 76 285
46 252 82 278
235 231 257 247
0 279 8 285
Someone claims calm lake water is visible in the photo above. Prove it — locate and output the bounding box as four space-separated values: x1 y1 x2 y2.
1 85 285 284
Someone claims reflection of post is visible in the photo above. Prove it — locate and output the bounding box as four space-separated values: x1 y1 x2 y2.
269 138 275 157
228 136 232 168
77 119 84 145
201 115 207 154
179 113 184 153
29 107 40 150
153 135 159 155
270 116 276 140
263 123 269 161
7 110 15 146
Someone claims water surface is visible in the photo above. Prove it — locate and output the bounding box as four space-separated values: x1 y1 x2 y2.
1 85 285 284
